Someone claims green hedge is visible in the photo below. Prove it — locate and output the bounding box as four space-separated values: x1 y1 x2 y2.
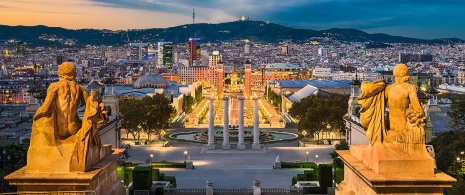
335 167 344 184
152 169 165 181
304 170 315 181
164 176 177 188
149 162 186 168
117 166 134 186
132 167 152 191
280 162 318 169
318 164 333 194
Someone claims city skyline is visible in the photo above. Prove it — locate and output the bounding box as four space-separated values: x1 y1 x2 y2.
0 0 464 40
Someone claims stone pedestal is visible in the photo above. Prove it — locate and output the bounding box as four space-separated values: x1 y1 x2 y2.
274 161 281 169
206 180 214 195
207 98 215 150
186 161 194 169
336 144 456 195
5 149 125 195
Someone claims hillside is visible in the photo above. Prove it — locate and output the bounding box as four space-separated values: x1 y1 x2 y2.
0 20 462 47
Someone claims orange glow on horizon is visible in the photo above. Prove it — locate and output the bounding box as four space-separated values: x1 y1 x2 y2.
0 0 236 30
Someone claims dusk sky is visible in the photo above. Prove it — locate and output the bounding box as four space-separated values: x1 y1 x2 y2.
0 0 464 39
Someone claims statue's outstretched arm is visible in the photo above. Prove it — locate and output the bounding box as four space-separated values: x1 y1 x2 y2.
33 84 58 121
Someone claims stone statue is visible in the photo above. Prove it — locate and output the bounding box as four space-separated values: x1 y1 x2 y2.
27 62 108 173
357 64 426 155
31 62 88 147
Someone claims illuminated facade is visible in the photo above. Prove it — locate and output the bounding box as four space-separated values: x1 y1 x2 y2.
189 38 201 66
129 43 149 61
157 42 173 69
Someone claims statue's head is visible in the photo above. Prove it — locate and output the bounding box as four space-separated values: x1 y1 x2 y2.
58 62 76 81
393 64 409 82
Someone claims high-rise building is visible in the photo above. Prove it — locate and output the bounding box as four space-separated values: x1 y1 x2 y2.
281 45 289 55
189 38 201 66
157 42 173 69
399 53 433 63
318 47 329 57
129 43 149 61
244 44 251 54
209 51 222 67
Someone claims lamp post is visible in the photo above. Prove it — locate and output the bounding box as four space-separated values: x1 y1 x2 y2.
302 130 307 141
150 154 153 164
315 155 319 164
184 151 188 163
306 151 309 163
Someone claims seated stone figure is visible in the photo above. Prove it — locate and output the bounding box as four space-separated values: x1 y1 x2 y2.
357 64 427 156
27 62 108 173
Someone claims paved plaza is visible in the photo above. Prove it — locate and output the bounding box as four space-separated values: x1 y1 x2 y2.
122 130 336 189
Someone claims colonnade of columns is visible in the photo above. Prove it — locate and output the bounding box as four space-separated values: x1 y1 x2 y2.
207 97 261 150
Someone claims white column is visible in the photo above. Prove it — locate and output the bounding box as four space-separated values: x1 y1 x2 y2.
252 98 260 149
207 98 215 149
222 97 230 149
237 97 246 149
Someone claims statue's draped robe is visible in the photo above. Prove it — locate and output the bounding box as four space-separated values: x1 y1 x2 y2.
357 80 388 144
71 96 108 172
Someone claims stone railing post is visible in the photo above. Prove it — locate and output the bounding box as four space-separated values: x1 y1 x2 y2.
253 180 261 195
206 180 214 195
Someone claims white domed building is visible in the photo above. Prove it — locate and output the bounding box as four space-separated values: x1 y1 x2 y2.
133 73 168 89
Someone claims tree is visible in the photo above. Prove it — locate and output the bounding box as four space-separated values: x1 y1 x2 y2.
142 94 175 141
289 94 349 140
183 95 195 114
0 144 28 192
119 97 143 141
195 85 203 103
448 99 465 131
330 140 349 168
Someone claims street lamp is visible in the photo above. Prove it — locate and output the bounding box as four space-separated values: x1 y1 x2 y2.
302 130 307 141
306 151 309 163
150 154 153 164
315 155 319 164
184 151 188 162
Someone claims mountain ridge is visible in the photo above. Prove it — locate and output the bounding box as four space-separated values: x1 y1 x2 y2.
0 20 462 47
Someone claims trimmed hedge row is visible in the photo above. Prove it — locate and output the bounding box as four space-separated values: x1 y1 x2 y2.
281 162 318 169
149 162 186 168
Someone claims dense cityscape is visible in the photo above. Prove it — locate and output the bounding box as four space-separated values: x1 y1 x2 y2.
1 15 465 195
